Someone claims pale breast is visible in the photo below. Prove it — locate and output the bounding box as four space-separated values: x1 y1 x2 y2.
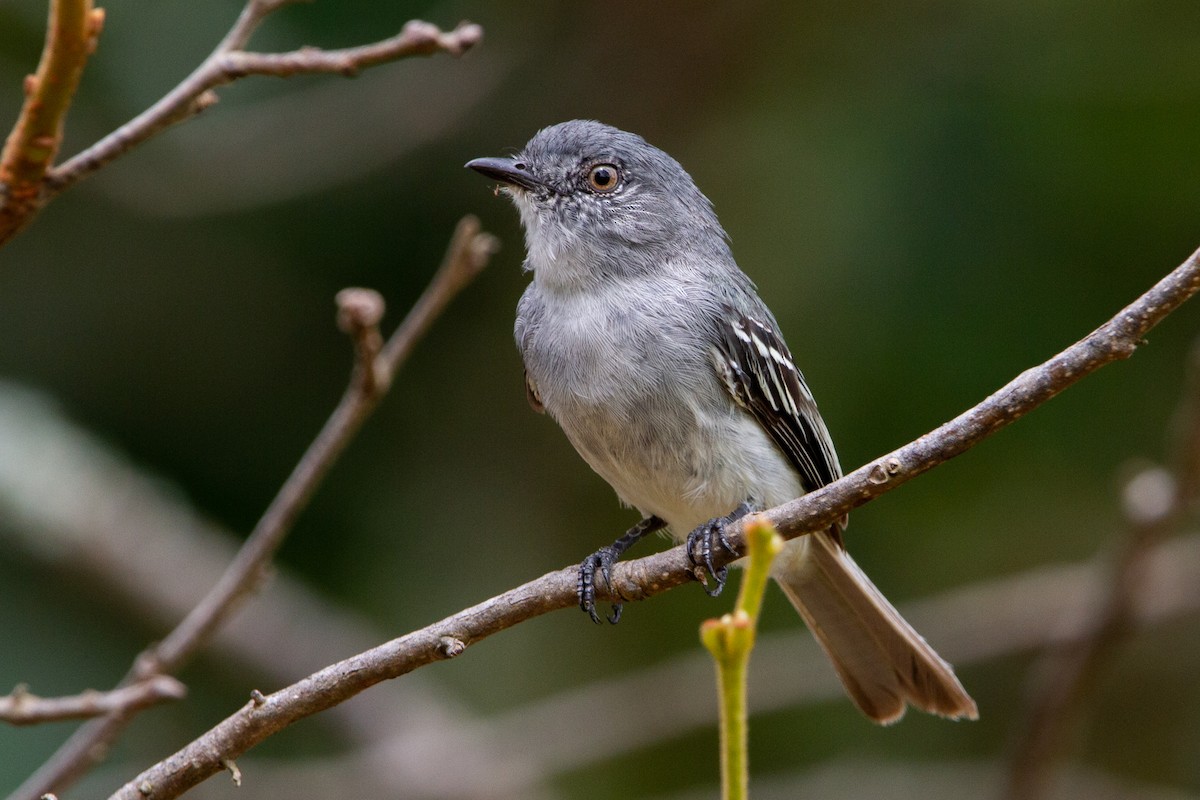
518 279 804 537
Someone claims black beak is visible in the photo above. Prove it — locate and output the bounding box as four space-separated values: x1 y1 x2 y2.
465 156 544 191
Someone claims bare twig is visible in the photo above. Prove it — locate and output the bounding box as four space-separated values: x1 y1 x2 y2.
12 217 496 800
105 246 1200 800
336 287 387 393
41 18 482 202
1004 337 1200 800
0 0 104 244
216 22 482 78
0 677 184 726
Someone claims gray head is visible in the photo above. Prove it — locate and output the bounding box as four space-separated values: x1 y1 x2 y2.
466 120 732 291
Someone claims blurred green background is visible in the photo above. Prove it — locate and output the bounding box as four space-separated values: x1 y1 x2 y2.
1 1 1199 798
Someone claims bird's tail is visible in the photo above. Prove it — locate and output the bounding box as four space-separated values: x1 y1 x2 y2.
772 530 978 724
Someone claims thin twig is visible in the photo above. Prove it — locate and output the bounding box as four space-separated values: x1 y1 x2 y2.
42 19 483 202
12 217 496 800
1004 337 1200 800
0 677 185 726
105 246 1200 800
216 21 484 79
0 0 104 244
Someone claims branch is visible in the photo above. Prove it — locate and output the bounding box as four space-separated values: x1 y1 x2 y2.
0 677 184 726
13 217 496 800
106 246 1200 800
42 18 482 201
0 3 481 247
0 0 104 245
1004 335 1200 800
215 22 483 79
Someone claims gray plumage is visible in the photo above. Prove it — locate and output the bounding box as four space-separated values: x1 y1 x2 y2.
467 120 977 724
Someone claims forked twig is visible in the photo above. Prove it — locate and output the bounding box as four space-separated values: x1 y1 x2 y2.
42 19 482 202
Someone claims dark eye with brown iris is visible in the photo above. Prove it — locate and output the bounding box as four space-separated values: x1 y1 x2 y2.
586 164 620 193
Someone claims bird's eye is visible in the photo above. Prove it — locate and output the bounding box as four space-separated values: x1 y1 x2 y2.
586 164 620 193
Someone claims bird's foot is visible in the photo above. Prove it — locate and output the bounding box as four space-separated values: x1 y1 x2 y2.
578 545 624 625
577 515 667 625
685 501 754 597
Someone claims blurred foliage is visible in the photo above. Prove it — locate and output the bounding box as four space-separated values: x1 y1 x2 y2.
1 0 1199 797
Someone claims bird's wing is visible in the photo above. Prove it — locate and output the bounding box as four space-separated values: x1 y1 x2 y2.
515 288 547 414
524 369 545 414
710 311 843 494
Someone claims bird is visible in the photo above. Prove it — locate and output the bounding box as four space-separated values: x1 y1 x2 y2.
466 120 977 724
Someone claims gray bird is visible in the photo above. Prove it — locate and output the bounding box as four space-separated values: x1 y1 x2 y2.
467 120 977 724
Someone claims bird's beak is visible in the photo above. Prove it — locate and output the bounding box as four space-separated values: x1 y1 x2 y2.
465 156 544 191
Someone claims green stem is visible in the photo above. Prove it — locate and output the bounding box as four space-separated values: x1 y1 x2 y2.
714 628 750 799
700 516 784 800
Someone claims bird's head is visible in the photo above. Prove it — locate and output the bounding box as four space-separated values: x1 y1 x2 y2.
467 120 728 291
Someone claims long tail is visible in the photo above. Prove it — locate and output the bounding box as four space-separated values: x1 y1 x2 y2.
772 530 978 724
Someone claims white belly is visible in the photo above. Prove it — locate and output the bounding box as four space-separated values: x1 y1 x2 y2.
575 410 802 537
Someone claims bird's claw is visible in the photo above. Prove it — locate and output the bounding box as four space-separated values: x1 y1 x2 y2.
685 502 752 597
686 521 733 596
578 546 623 624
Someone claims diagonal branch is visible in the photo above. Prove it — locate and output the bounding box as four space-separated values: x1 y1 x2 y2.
11 216 497 800
0 0 104 245
106 245 1200 800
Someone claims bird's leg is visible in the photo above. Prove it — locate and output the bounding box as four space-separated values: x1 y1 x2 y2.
579 515 667 625
685 500 755 597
